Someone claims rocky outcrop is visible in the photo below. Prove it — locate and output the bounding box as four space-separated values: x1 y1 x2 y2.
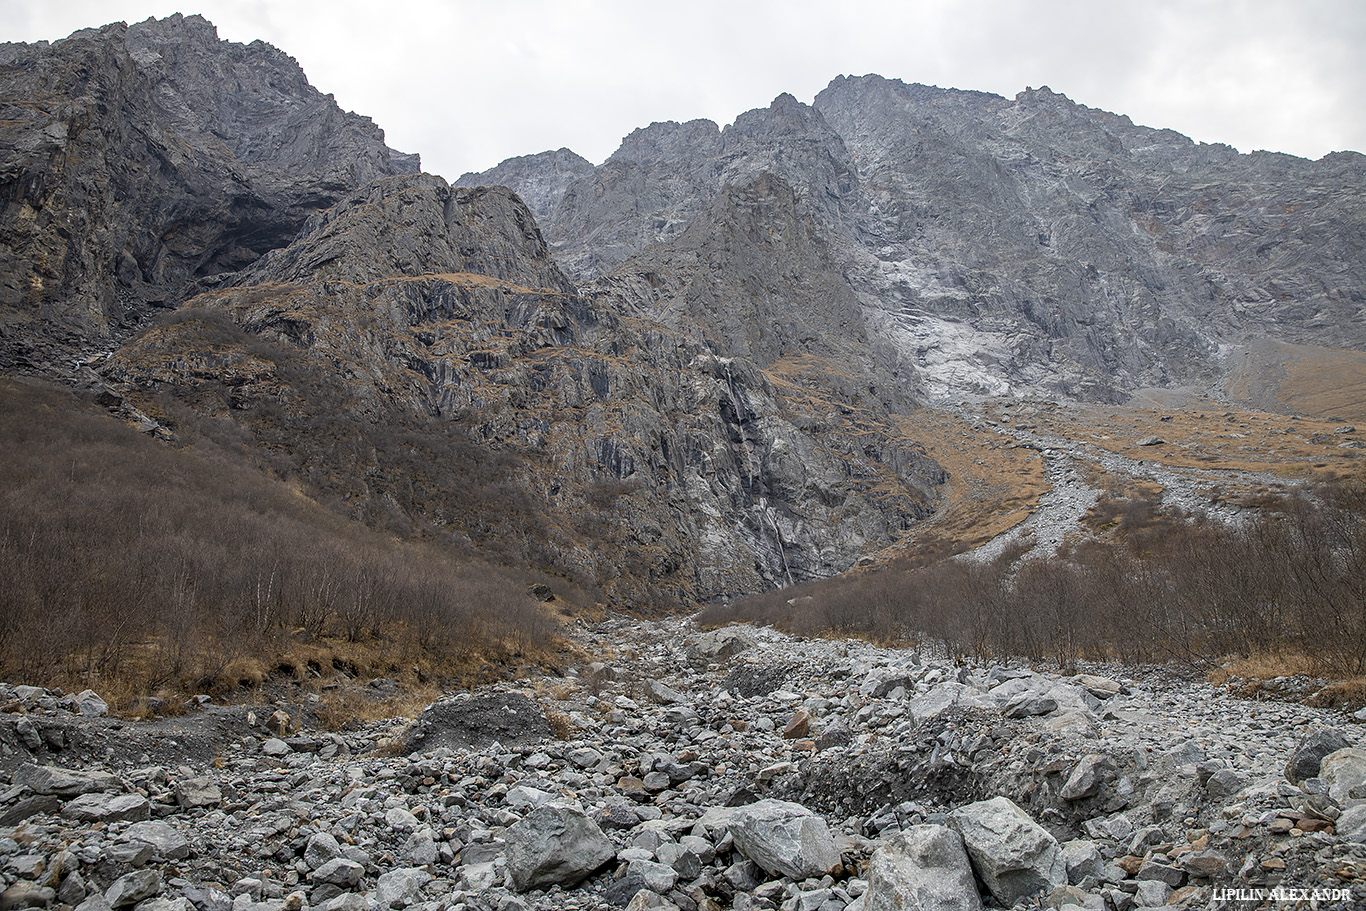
457 148 593 224
0 14 417 346
470 76 1366 403
104 174 944 602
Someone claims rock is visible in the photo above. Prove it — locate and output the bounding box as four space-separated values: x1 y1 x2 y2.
0 795 63 827
174 777 222 809
310 859 364 888
689 628 756 663
74 690 109 717
61 792 151 823
947 797 1066 906
504 803 616 892
1285 729 1352 784
13 765 122 797
1 882 57 910
728 798 840 881
124 820 190 860
14 717 43 751
624 859 678 894
260 738 291 757
1320 748 1366 802
908 683 991 722
105 870 162 908
782 710 812 740
1337 803 1366 842
1061 840 1104 885
374 868 430 908
1060 754 1114 801
858 825 983 911
646 680 687 704
304 832 343 870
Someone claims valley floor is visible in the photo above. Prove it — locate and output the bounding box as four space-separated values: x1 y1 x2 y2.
3 616 1365 910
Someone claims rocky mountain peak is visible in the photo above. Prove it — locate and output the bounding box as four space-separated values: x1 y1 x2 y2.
238 175 574 293
0 14 418 350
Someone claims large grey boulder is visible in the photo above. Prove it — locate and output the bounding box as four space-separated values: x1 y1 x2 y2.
858 825 983 911
62 792 151 823
1321 748 1366 803
728 799 840 880
504 804 615 892
689 627 756 663
1286 729 1352 785
105 870 162 908
374 868 431 907
908 683 992 723
947 797 1066 906
13 765 122 798
123 820 190 860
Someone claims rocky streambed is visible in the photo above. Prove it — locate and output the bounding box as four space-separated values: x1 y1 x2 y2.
2 618 1365 911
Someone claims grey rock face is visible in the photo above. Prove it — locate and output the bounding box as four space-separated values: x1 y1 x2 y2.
727 798 841 881
458 148 594 223
477 74 1366 403
503 803 615 892
947 797 1066 906
0 14 416 343
107 174 945 601
12 764 122 797
859 825 983 911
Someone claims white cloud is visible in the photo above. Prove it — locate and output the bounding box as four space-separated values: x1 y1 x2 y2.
2 0 1363 179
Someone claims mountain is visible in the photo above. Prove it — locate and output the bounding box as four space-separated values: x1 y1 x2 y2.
4 16 1366 612
0 14 418 356
465 75 1366 404
103 173 944 602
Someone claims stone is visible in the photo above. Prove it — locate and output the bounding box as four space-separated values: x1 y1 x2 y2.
1060 754 1113 801
1061 840 1104 885
858 825 983 911
1071 674 1122 699
168 778 219 813
266 710 292 735
1336 803 1366 843
1286 730 1353 785
124 820 190 860
1320 748 1366 803
625 859 678 894
0 795 63 827
947 797 1066 906
1 882 57 910
304 832 343 870
260 738 291 757
504 803 616 892
105 870 162 908
62 792 151 823
310 859 364 888
13 765 121 797
374 868 431 907
74 690 109 717
728 799 840 881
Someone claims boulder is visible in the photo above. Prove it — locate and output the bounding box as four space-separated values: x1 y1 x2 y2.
13 765 122 798
908 683 992 723
105 871 162 909
311 859 364 888
124 820 190 860
858 825 983 911
1321 748 1366 803
1285 729 1352 785
1059 754 1114 801
947 797 1066 906
728 799 840 881
62 792 151 823
688 627 756 663
504 803 615 892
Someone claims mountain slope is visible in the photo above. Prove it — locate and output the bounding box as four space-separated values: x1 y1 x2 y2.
105 175 946 603
465 75 1366 405
0 14 417 350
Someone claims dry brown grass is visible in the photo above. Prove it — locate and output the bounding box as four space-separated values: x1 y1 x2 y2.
885 409 1047 561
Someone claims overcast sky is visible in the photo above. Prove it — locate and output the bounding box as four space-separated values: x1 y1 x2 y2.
4 0 1364 181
